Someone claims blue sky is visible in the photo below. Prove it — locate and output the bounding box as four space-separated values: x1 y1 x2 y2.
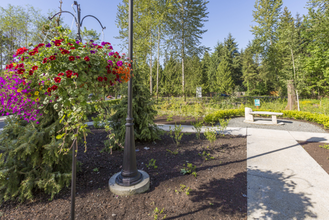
1 0 309 61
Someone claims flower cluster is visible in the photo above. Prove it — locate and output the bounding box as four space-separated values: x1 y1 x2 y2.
0 74 41 122
1 35 132 123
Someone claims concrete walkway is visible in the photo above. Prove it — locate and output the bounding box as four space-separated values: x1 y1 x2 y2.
1 117 329 219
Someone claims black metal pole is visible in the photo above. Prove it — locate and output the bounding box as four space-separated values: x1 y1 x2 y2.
115 0 143 186
75 2 82 42
71 138 77 220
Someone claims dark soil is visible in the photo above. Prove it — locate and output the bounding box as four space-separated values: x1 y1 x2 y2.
0 126 247 219
297 141 329 174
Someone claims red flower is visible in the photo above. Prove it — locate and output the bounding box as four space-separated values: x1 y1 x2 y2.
5 63 13 69
54 40 61 46
42 58 48 64
68 43 73 46
66 72 72 78
73 72 79 77
23 81 26 85
97 46 103 49
59 39 64 42
18 63 24 68
97 76 103 82
29 51 35 56
61 50 70 55
15 47 28 56
21 57 25 61
114 55 117 58
17 69 25 74
38 43 45 47
76 56 81 59
104 77 107 81
70 47 75 50
118 56 121 59
69 56 75 61
58 73 64 76
47 87 52 93
66 70 73 74
51 85 58 91
128 63 131 67
49 55 56 60
112 70 116 74
32 66 38 70
84 56 90 61
54 77 61 83
29 70 34 75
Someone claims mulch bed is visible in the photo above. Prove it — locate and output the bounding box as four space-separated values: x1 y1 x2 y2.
0 125 247 219
297 141 329 175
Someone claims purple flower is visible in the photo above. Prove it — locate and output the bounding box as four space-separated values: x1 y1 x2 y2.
46 43 51 47
116 61 123 67
108 60 113 66
109 52 114 56
90 40 94 42
109 46 113 50
76 40 80 44
90 50 96 54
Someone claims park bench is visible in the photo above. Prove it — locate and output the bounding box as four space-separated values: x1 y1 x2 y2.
244 107 283 125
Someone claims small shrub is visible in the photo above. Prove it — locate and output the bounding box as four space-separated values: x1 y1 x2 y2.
191 120 203 139
180 163 196 176
169 124 184 147
146 159 158 169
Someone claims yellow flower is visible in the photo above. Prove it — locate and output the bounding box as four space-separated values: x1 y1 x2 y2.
17 89 22 93
34 91 39 96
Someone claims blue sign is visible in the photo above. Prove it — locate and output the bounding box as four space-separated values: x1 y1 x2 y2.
254 99 260 106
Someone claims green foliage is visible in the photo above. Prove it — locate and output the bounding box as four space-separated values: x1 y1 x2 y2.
180 163 196 176
169 124 184 147
107 69 163 151
191 120 203 139
319 144 329 150
0 106 81 204
146 159 158 169
153 207 166 220
198 151 214 161
166 114 173 122
204 109 244 123
166 149 178 155
204 127 217 146
205 107 329 129
217 118 230 137
87 99 120 115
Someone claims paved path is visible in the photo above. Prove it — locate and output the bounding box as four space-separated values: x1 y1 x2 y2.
1 118 329 219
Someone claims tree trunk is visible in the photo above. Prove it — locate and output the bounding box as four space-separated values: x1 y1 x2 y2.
181 4 185 101
156 26 161 102
150 33 153 95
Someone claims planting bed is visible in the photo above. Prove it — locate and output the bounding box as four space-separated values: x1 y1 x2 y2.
0 126 247 219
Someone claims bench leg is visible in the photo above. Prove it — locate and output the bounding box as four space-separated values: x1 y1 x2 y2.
272 115 277 124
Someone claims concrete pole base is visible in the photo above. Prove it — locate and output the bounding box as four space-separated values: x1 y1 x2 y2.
109 170 150 196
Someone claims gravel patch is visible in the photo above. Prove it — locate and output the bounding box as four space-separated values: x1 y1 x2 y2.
223 117 328 133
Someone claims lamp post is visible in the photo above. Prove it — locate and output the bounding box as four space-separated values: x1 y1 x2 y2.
49 2 106 219
115 0 144 186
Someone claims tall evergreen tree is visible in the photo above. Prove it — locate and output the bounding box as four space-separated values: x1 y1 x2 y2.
251 0 283 93
216 57 234 94
165 0 210 100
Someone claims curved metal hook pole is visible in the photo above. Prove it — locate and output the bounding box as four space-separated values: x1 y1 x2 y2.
48 11 78 25
80 15 106 30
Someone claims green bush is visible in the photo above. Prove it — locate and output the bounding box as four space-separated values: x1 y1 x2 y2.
204 108 329 129
106 69 163 152
0 106 81 204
